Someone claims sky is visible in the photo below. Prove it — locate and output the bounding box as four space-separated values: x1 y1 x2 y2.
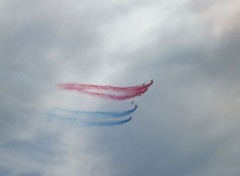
0 0 240 175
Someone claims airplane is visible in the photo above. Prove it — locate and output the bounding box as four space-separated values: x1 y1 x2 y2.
142 79 153 87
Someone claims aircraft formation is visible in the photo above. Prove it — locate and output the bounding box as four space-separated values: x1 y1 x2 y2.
48 80 153 127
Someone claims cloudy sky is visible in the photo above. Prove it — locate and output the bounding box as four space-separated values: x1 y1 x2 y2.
1 0 240 175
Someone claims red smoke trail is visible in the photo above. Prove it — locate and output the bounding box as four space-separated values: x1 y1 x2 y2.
58 84 144 92
79 87 148 100
57 80 152 100
58 80 153 92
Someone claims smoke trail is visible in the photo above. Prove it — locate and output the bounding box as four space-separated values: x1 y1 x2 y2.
85 117 132 126
78 87 148 100
58 80 153 92
57 80 153 100
48 80 153 126
48 115 132 127
48 105 137 118
58 83 144 92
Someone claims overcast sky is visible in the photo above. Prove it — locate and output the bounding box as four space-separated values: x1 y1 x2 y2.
1 0 240 176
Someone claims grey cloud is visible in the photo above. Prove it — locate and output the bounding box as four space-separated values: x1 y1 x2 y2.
1 0 240 176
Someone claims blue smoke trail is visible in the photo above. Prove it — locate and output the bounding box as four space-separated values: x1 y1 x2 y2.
48 115 132 127
47 105 137 118
81 117 132 126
